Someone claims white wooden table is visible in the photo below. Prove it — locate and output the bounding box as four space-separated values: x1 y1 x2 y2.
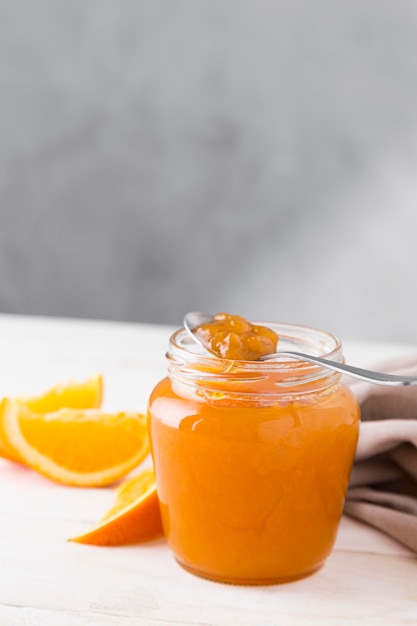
0 314 416 626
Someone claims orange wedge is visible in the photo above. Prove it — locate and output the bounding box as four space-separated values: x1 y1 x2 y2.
0 399 21 462
19 374 103 413
0 400 149 486
0 375 103 464
69 468 164 545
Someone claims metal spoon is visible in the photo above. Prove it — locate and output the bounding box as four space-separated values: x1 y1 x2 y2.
183 312 417 386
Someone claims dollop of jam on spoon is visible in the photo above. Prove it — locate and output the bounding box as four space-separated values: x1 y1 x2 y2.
192 312 279 361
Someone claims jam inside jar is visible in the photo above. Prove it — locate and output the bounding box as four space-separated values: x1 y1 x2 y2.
147 322 360 585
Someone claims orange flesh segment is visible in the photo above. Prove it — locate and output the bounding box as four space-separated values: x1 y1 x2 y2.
20 374 103 413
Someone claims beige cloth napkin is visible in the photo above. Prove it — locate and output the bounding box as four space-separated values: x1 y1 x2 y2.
345 354 417 554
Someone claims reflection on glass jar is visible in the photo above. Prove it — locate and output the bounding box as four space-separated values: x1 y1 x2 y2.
147 322 360 585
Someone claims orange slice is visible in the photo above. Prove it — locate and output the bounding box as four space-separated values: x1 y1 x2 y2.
69 468 164 545
19 374 103 413
0 400 149 486
0 399 21 462
0 375 103 464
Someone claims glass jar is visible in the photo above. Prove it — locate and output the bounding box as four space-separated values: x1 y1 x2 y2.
147 322 360 585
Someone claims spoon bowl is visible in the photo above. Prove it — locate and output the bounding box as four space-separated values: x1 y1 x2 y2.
183 312 417 386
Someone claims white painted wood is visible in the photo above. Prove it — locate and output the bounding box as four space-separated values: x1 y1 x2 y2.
0 314 416 625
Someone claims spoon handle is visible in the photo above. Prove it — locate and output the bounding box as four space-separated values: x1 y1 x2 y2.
261 351 417 386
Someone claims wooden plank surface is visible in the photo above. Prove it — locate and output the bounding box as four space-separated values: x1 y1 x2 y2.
0 314 416 625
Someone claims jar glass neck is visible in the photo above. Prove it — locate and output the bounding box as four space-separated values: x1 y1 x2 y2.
166 322 344 399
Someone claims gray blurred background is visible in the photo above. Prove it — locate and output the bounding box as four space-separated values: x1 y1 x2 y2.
1 0 417 342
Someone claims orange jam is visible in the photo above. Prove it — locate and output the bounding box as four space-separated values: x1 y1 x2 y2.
193 312 279 360
147 322 360 585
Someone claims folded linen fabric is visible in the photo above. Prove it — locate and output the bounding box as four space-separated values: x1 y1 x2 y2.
345 354 417 554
